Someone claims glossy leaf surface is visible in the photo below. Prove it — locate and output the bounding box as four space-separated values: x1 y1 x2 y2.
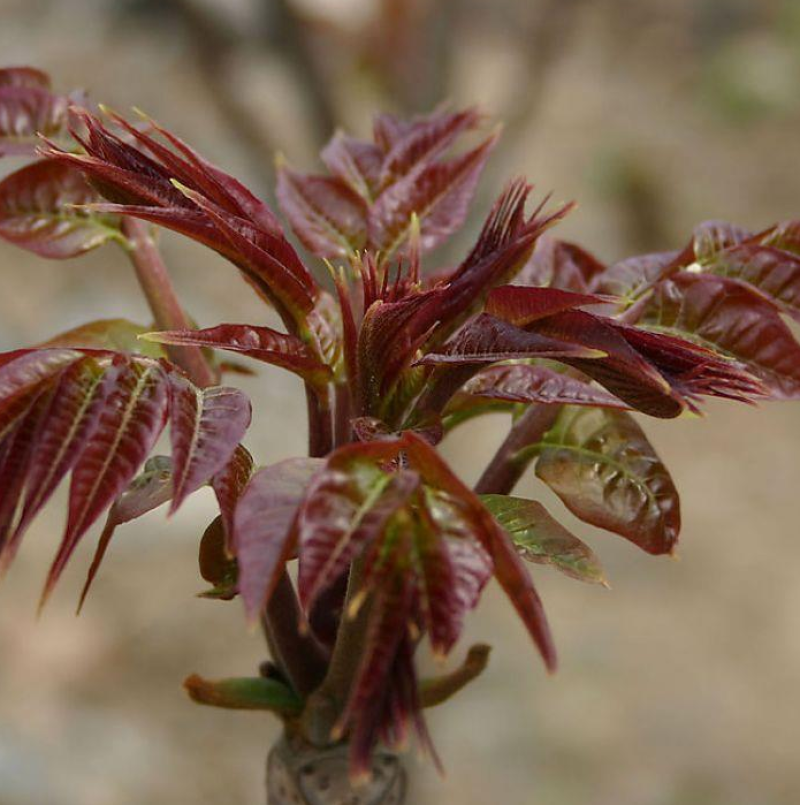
145 324 332 386
535 407 680 555
167 375 251 513
461 363 629 409
639 272 800 399
481 494 606 584
0 160 121 258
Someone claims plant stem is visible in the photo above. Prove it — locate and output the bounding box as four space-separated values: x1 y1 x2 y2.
301 558 370 745
261 570 328 699
474 403 560 495
305 385 333 457
333 383 352 448
121 218 217 388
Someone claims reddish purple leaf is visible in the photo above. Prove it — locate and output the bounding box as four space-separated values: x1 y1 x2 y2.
145 324 333 387
173 185 319 325
416 313 603 366
485 285 613 327
0 389 57 571
42 358 169 605
692 220 751 262
0 349 84 413
211 444 253 548
337 571 416 780
761 219 800 254
0 160 122 258
368 134 497 257
639 272 800 399
45 111 321 330
297 458 421 613
402 433 557 671
435 182 576 333
0 66 52 90
461 363 629 410
11 358 108 546
276 164 367 258
321 132 383 200
233 457 323 620
378 107 481 187
167 374 252 513
515 236 608 293
595 249 681 299
703 244 800 322
0 86 68 156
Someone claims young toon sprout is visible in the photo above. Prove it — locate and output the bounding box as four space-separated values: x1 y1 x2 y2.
1 65 799 803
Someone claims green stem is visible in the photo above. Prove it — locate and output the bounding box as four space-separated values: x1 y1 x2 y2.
121 218 217 389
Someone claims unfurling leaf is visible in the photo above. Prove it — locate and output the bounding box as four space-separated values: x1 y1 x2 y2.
297 454 421 614
276 163 367 258
692 219 751 262
703 244 800 323
145 324 332 387
198 515 237 600
595 250 681 299
639 272 800 399
320 132 383 201
534 407 680 555
368 134 497 258
0 160 122 257
0 82 69 156
43 109 322 331
515 236 607 293
0 66 52 90
481 494 606 584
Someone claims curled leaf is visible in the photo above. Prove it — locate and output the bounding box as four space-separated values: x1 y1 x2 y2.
640 272 800 399
481 494 606 584
0 160 121 258
534 407 680 555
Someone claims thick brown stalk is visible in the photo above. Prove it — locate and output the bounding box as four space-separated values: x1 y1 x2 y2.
121 218 217 388
474 403 560 495
266 733 406 805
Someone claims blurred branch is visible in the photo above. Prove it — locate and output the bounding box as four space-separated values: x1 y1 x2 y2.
262 0 339 140
160 0 279 189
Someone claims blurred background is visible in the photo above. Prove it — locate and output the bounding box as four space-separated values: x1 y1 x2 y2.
1 0 800 803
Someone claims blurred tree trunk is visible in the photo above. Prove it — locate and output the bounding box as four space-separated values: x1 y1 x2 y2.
266 734 406 805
